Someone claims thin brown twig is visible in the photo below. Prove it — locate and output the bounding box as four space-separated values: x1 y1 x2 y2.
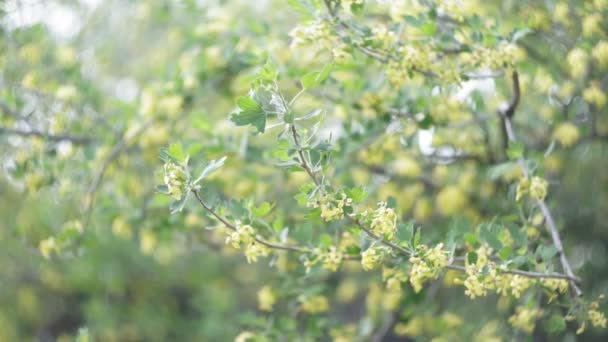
0 126 95 145
192 189 312 253
500 70 582 296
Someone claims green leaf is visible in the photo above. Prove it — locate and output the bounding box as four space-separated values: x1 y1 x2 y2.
499 246 512 260
537 245 558 262
194 156 227 184
167 143 187 163
170 193 190 214
319 234 333 248
487 161 517 180
272 139 291 161
252 202 273 217
420 21 437 35
345 186 367 203
467 252 478 265
413 228 421 247
231 96 267 133
155 184 169 194
258 60 278 82
301 64 333 89
511 28 533 43
506 141 524 160
396 222 414 245
544 314 566 333
479 223 502 251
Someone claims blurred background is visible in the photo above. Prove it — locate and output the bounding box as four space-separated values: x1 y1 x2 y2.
1 0 607 341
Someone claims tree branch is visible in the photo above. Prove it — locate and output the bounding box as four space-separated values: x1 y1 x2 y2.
291 124 320 186
192 189 312 253
0 126 95 145
499 70 582 296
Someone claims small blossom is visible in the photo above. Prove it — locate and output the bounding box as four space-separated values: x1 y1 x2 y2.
321 246 343 272
553 122 581 147
369 201 397 239
529 177 548 201
244 242 270 263
257 286 276 312
409 244 449 293
361 246 384 271
567 48 588 78
163 161 188 200
299 295 329 314
589 309 607 328
39 237 58 259
509 306 542 333
308 192 352 222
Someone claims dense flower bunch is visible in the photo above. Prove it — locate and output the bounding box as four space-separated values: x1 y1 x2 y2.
358 201 398 239
361 245 385 271
516 176 548 201
307 191 353 222
163 161 189 200
408 243 449 293
225 222 270 263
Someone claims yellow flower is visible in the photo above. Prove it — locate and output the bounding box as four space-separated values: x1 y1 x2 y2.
582 14 602 37
244 242 270 263
321 246 343 272
583 82 607 108
529 176 548 201
392 157 422 178
589 309 607 328
299 295 329 314
592 41 608 68
436 186 467 215
157 95 183 118
409 244 449 293
234 331 256 342
567 48 589 78
509 307 542 333
553 3 570 25
257 286 276 312
553 122 580 147
39 237 58 259
308 192 352 222
140 230 157 255
370 201 397 239
55 85 78 101
361 246 384 271
112 217 132 239
163 161 188 200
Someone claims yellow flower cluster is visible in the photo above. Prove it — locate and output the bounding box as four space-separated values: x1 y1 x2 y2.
567 48 588 78
516 176 548 201
360 201 397 239
472 41 524 70
553 122 581 147
225 222 270 263
457 246 544 300
257 286 276 312
409 243 449 293
299 295 329 314
39 237 58 259
541 278 570 302
585 299 608 329
583 82 607 108
592 41 608 68
383 266 408 292
163 161 188 200
361 246 385 271
372 25 397 49
508 306 542 333
321 246 344 272
308 192 353 222
289 20 331 47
